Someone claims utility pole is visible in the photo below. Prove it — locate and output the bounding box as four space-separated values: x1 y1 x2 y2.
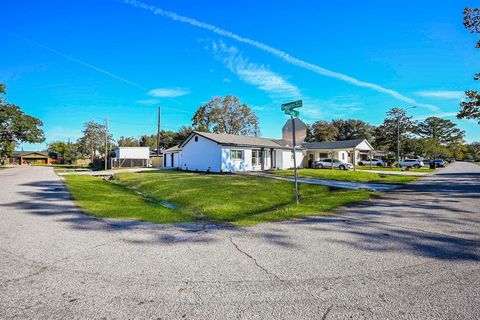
397 116 400 168
157 106 161 157
105 118 108 171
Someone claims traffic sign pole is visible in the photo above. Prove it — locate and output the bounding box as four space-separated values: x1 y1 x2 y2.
291 116 299 204
281 100 303 204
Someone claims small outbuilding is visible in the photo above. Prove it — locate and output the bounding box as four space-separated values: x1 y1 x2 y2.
111 147 151 168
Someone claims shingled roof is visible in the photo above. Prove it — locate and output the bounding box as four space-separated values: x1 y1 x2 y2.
179 131 294 149
302 139 372 150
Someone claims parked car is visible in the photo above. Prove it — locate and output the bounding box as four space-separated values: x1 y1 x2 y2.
423 159 446 167
398 159 424 168
314 158 354 170
358 158 384 167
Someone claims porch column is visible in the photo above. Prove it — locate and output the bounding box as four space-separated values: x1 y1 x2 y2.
260 147 265 171
353 147 356 171
330 149 334 170
270 149 274 169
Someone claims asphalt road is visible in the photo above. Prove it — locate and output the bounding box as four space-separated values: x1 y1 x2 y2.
1 162 479 319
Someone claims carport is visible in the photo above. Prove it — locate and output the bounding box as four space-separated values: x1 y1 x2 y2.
302 139 374 170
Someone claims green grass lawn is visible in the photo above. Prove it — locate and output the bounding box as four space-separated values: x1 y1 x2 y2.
63 171 372 226
356 165 434 173
52 164 91 173
63 175 197 224
271 168 418 184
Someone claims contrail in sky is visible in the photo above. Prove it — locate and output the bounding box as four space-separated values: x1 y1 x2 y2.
1 28 148 90
123 0 438 111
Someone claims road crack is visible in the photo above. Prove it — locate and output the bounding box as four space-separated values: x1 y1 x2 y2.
227 236 282 281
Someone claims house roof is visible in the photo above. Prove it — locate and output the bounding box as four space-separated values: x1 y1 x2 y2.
164 145 182 153
12 151 49 157
180 131 295 149
302 139 373 151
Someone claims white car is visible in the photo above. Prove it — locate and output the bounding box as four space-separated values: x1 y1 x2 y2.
398 159 424 168
314 159 354 170
358 158 384 167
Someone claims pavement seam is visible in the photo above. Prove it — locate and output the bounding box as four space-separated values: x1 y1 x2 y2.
227 236 283 281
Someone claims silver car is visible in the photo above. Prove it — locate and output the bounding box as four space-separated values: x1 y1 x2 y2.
358 158 384 167
398 159 424 168
314 158 354 170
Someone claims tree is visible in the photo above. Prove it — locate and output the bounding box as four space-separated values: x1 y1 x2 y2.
136 126 193 150
416 117 465 159
48 141 81 164
0 83 45 161
330 119 375 142
374 108 417 158
466 141 480 160
117 136 139 147
192 96 259 136
77 121 111 163
458 8 480 124
306 120 338 142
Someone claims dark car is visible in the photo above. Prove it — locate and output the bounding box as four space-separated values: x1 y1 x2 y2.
434 159 446 167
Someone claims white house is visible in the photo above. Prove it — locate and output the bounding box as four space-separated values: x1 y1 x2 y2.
163 131 304 173
302 139 374 168
112 147 151 168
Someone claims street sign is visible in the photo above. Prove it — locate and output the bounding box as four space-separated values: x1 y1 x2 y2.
280 100 304 204
282 118 307 146
285 109 299 117
281 100 302 111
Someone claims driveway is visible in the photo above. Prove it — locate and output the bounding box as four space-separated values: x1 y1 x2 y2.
0 162 479 319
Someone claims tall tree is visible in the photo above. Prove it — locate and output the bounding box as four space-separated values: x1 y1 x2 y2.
77 121 111 163
374 108 417 157
117 136 139 147
331 119 375 141
306 120 338 142
458 8 480 124
0 83 45 161
417 117 465 159
192 96 259 136
48 141 81 164
467 141 480 160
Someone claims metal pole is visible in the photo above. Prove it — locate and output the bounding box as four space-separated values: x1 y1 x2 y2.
369 150 373 170
291 116 299 204
157 106 161 157
397 115 400 168
105 118 108 171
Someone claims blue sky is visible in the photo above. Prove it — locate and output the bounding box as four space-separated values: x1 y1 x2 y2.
1 0 479 150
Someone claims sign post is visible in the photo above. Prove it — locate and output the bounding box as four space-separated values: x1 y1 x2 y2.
281 100 303 204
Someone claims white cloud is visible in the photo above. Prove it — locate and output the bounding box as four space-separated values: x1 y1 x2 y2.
148 87 190 98
135 99 159 105
123 0 439 111
413 112 458 121
212 41 301 101
416 90 465 100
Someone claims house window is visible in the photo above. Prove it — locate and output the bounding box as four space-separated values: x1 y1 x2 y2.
252 150 260 166
342 153 345 160
194 136 198 142
231 150 243 160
